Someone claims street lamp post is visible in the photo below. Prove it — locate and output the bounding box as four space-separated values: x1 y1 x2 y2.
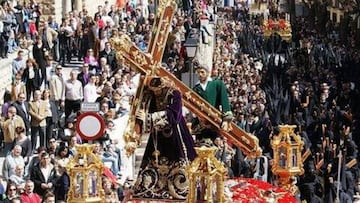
184 29 199 88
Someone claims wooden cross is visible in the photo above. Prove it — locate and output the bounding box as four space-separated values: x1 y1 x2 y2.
110 0 262 158
146 0 177 67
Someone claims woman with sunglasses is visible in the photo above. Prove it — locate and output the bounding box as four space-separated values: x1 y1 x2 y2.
84 49 99 71
2 183 19 202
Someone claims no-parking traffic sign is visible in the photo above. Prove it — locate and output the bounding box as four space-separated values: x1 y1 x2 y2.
76 112 105 141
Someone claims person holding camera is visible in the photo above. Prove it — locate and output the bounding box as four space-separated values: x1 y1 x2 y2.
0 106 25 156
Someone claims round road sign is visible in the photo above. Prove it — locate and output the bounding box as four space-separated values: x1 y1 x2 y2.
76 112 105 141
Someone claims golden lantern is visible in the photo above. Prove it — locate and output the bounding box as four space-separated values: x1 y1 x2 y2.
271 125 304 194
186 146 227 203
66 144 105 203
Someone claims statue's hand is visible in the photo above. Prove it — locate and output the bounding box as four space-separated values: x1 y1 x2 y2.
221 121 233 132
135 109 146 121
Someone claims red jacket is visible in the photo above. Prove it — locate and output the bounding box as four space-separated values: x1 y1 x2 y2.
20 192 42 203
29 22 37 35
103 166 118 185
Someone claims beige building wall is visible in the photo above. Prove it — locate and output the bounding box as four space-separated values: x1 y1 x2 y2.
327 7 344 23
40 0 117 24
327 0 345 24
82 0 117 16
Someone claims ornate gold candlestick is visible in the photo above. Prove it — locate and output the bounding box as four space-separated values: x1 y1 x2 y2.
271 125 304 196
66 144 105 203
186 146 227 203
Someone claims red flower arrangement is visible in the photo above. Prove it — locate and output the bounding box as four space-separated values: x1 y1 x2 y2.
128 178 297 202
267 19 274 30
229 178 297 203
278 19 286 30
265 19 288 31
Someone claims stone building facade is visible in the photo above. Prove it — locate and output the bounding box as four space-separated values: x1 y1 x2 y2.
38 0 116 23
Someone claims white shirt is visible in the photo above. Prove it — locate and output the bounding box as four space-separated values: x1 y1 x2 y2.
99 38 108 52
46 66 53 81
65 79 83 100
83 83 98 102
28 67 35 79
0 21 3 33
40 164 53 183
197 77 212 91
45 100 52 117
14 81 25 97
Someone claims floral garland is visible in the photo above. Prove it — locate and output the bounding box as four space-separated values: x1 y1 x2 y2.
128 178 297 202
227 178 297 203
265 19 289 31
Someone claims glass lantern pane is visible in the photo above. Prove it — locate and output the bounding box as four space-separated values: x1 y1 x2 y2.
75 172 84 198
292 148 297 167
88 170 98 196
279 147 287 168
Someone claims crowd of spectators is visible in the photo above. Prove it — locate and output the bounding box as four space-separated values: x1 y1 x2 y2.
210 6 360 203
0 0 41 59
2 0 360 202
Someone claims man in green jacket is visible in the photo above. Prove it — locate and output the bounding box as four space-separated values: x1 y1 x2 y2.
192 64 233 142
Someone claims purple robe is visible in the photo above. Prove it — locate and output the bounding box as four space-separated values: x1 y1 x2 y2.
132 87 197 200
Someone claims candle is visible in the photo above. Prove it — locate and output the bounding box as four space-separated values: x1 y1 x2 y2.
321 137 325 152
316 153 320 164
326 137 330 148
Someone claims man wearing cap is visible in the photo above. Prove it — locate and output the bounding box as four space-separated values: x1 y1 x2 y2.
192 64 233 141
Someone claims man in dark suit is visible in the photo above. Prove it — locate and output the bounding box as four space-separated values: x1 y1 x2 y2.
30 152 57 197
93 5 103 20
98 42 117 71
77 64 90 87
46 98 60 140
12 92 31 136
184 15 193 39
